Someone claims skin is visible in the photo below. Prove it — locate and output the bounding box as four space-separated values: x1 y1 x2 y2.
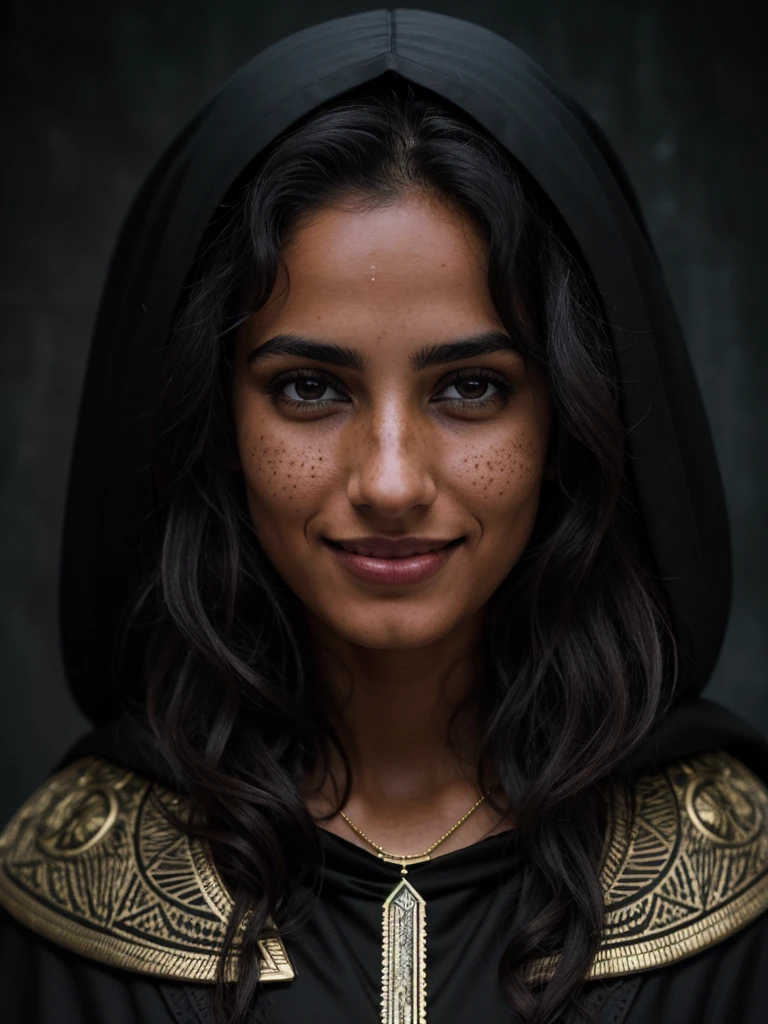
232 191 552 855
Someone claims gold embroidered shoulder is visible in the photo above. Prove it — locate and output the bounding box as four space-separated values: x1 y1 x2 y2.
1 750 767 984
528 749 768 982
0 756 294 983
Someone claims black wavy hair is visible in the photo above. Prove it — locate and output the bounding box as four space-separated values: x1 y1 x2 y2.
142 74 677 1024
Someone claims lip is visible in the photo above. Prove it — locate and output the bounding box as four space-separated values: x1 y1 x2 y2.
324 536 464 586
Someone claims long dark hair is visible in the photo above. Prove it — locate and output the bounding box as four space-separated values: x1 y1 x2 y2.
143 75 676 1024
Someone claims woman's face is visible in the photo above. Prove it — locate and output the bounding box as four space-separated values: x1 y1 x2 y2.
232 192 551 652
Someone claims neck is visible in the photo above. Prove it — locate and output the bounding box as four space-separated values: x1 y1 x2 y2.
305 611 486 808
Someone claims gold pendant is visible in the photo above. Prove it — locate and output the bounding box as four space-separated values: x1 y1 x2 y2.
381 874 427 1024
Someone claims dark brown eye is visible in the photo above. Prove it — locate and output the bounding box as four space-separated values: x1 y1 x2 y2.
431 368 513 408
437 377 500 401
265 369 348 407
290 377 328 401
453 378 491 399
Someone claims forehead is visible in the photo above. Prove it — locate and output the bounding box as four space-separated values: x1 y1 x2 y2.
246 193 502 347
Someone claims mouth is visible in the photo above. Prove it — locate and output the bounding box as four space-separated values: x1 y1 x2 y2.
322 536 465 586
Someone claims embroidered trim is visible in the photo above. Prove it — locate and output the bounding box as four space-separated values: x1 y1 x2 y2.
2 749 766 984
0 757 293 984
527 750 768 981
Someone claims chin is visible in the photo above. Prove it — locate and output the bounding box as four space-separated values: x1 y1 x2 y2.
319 606 467 651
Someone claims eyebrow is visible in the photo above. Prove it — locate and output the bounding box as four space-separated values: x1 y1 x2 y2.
410 330 520 371
247 334 367 370
246 329 520 372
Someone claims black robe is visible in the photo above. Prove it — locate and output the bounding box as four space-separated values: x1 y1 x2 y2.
2 704 768 1024
3 851 768 1024
3 9 767 1024
4 896 768 1024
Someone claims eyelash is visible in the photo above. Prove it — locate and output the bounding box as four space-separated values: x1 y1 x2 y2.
262 367 515 412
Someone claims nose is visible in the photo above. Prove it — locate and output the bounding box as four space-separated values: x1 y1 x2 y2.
346 401 437 518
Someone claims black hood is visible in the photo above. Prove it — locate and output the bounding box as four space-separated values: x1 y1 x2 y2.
62 9 731 731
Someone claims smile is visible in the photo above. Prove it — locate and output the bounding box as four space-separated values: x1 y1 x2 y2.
323 537 465 585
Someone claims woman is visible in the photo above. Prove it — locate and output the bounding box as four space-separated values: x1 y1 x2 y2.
1 10 767 1024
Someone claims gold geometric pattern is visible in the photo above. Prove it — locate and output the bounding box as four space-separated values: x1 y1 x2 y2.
0 757 293 984
2 751 767 985
527 750 768 982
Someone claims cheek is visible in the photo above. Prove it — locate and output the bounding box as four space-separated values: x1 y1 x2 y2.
236 418 336 526
452 432 547 513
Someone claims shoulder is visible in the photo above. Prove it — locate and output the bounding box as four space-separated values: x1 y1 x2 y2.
0 904 183 1024
6 750 766 987
530 748 768 982
0 756 293 984
621 908 768 1023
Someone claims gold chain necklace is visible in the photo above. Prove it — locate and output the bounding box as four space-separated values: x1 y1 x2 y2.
339 795 486 1024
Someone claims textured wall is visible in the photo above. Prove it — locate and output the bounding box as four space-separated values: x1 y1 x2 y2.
1 0 766 822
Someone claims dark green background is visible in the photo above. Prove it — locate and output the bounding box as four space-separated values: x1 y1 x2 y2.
1 0 766 823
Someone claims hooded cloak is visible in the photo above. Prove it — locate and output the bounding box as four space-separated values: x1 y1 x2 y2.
2 10 767 1024
61 9 729 723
